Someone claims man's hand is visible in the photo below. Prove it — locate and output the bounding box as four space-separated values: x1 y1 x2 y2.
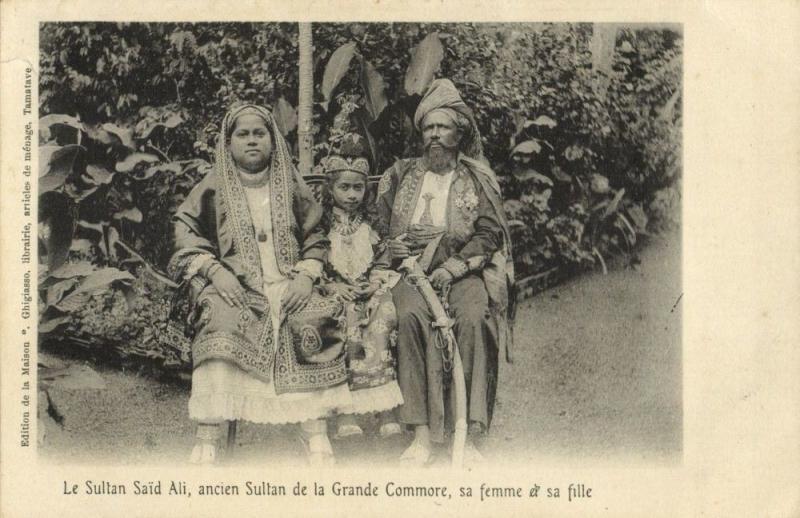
209 267 248 310
429 268 454 291
326 282 357 302
389 235 411 260
283 274 314 314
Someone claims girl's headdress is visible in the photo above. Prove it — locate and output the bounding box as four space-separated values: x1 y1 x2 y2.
324 155 370 177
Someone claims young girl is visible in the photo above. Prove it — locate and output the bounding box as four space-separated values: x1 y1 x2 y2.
320 148 403 438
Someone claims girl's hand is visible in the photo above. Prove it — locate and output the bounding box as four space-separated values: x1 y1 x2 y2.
355 281 380 299
388 235 410 260
326 282 357 302
283 275 313 314
209 267 248 310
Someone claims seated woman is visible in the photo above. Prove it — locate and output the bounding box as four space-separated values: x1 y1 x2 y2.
168 104 351 466
317 141 403 438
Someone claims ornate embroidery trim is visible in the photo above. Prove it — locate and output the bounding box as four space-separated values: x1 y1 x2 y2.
446 165 480 242
389 160 426 238
215 105 301 290
299 326 322 357
377 171 392 197
274 295 348 394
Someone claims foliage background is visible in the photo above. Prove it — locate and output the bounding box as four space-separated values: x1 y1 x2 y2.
37 22 681 374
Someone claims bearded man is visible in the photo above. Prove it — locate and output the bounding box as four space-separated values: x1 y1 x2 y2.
375 79 514 465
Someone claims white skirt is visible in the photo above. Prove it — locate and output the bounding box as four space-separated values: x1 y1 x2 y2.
189 279 353 424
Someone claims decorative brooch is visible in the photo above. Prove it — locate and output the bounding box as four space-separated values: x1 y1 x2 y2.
455 190 479 215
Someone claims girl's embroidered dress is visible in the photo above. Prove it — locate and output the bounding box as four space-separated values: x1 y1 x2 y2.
326 206 404 414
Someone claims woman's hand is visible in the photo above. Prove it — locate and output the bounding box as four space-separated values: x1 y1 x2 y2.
326 282 358 302
283 274 314 314
209 267 248 310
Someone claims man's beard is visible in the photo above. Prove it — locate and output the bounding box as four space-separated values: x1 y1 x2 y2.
424 144 458 173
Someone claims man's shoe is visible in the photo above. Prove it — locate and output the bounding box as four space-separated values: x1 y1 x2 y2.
399 439 432 466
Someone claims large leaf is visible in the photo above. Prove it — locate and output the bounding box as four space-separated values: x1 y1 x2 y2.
141 161 182 181
351 107 379 171
115 152 160 173
39 114 82 143
135 112 185 140
273 97 298 136
45 278 80 308
321 42 358 110
113 207 143 223
48 262 95 280
84 165 114 185
552 166 572 183
38 191 75 271
361 60 388 121
404 33 444 96
626 203 649 233
603 188 626 218
85 124 121 145
39 315 72 335
39 144 84 193
511 139 542 156
101 123 135 149
38 145 62 175
526 115 557 129
513 168 553 184
72 267 134 295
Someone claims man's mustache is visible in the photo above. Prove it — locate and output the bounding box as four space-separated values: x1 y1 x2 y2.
424 140 458 151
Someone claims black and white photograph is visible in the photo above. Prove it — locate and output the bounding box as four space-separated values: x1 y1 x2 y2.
2 1 799 517
34 20 682 468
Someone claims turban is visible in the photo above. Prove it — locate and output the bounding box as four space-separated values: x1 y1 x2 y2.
413 79 484 160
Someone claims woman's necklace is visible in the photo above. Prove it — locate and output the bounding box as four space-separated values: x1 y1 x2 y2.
238 167 270 188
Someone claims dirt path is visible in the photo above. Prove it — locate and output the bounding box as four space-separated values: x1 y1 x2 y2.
40 231 681 467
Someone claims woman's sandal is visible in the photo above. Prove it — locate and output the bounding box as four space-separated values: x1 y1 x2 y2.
189 423 220 465
189 442 218 465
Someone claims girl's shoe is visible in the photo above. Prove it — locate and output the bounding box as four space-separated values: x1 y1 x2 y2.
334 414 364 439
378 411 402 437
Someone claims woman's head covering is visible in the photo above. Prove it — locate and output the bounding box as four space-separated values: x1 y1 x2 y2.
413 79 484 160
213 103 310 285
215 103 296 187
224 104 272 139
